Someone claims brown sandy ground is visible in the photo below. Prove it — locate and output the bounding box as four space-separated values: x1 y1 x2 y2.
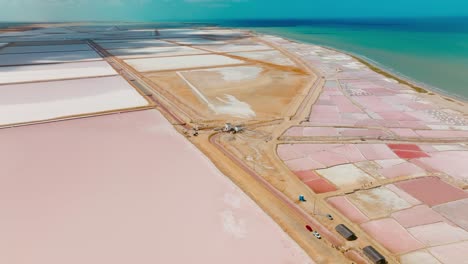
115 31 385 263
94 30 364 263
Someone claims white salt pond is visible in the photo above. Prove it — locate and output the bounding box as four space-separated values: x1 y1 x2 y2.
177 71 256 118
95 38 164 43
231 50 295 66
317 164 374 188
157 29 245 39
167 38 226 45
109 46 207 59
322 54 352 61
202 66 263 82
0 50 102 66
202 43 271 53
0 61 117 84
193 29 245 37
125 54 244 72
156 28 200 37
96 39 173 50
0 33 94 43
0 44 92 54
349 187 412 219
214 94 256 118
0 76 148 126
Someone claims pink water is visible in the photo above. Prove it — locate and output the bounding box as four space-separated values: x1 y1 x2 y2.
0 110 312 264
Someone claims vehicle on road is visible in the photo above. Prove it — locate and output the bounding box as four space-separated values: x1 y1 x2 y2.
312 231 322 239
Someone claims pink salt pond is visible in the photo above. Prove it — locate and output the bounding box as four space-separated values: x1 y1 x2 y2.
429 241 468 264
388 143 423 152
294 170 320 181
277 144 303 161
378 162 426 179
395 177 468 206
391 205 446 228
416 130 468 139
433 198 468 231
293 169 337 193
407 222 468 246
385 184 422 205
417 151 468 182
388 143 430 159
327 196 369 224
360 218 424 254
285 157 325 171
304 178 338 194
0 110 312 264
393 150 430 159
400 250 442 264
356 144 398 160
280 143 370 171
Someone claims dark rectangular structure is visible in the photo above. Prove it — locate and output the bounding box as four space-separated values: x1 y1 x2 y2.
335 224 357 241
363 246 386 264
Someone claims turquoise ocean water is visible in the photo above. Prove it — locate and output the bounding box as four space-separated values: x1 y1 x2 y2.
218 18 468 100
2 19 468 99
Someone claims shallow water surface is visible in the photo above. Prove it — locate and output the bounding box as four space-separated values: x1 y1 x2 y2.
218 17 468 99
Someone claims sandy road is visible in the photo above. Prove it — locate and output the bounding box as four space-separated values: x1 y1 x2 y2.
88 34 373 263
87 40 193 127
204 37 375 263
208 131 378 263
226 36 400 263
210 132 344 246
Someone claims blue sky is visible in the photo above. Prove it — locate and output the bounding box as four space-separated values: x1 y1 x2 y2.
1 0 468 22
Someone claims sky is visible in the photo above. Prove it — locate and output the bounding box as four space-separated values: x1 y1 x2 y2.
1 0 468 22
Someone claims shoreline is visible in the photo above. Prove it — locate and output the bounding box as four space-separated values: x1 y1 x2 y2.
342 49 468 104
245 29 468 104
2 22 466 105
2 21 466 104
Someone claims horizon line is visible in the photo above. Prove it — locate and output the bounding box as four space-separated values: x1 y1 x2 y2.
1 15 468 24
